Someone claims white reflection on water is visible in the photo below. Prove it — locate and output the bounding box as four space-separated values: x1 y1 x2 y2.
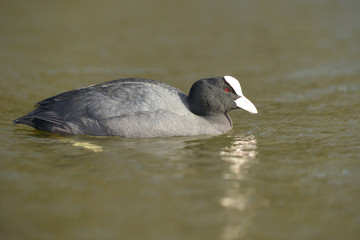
70 140 103 152
219 134 258 240
55 136 104 152
220 135 258 180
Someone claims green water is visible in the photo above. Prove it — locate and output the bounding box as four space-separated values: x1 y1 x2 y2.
1 1 359 239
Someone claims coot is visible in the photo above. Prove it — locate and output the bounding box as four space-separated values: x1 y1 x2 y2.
13 76 257 137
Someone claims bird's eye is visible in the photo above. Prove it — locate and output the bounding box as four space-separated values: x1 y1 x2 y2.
225 88 231 92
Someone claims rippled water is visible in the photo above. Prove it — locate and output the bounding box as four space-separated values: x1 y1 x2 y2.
1 1 359 240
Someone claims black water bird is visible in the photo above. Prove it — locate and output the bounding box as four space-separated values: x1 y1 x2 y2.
14 76 258 137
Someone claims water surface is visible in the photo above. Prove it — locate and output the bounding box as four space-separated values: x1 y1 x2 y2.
1 1 359 240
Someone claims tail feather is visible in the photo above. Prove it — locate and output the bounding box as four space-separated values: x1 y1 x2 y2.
13 115 34 126
14 109 65 130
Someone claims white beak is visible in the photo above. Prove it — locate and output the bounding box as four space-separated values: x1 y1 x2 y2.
223 76 258 114
235 96 258 114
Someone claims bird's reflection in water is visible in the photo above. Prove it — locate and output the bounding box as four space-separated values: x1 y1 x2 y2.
219 134 258 240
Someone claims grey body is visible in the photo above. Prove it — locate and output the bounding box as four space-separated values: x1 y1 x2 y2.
14 78 234 137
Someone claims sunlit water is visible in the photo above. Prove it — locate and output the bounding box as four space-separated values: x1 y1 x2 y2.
1 1 359 240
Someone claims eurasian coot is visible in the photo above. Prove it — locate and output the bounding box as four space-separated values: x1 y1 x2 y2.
14 76 257 137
